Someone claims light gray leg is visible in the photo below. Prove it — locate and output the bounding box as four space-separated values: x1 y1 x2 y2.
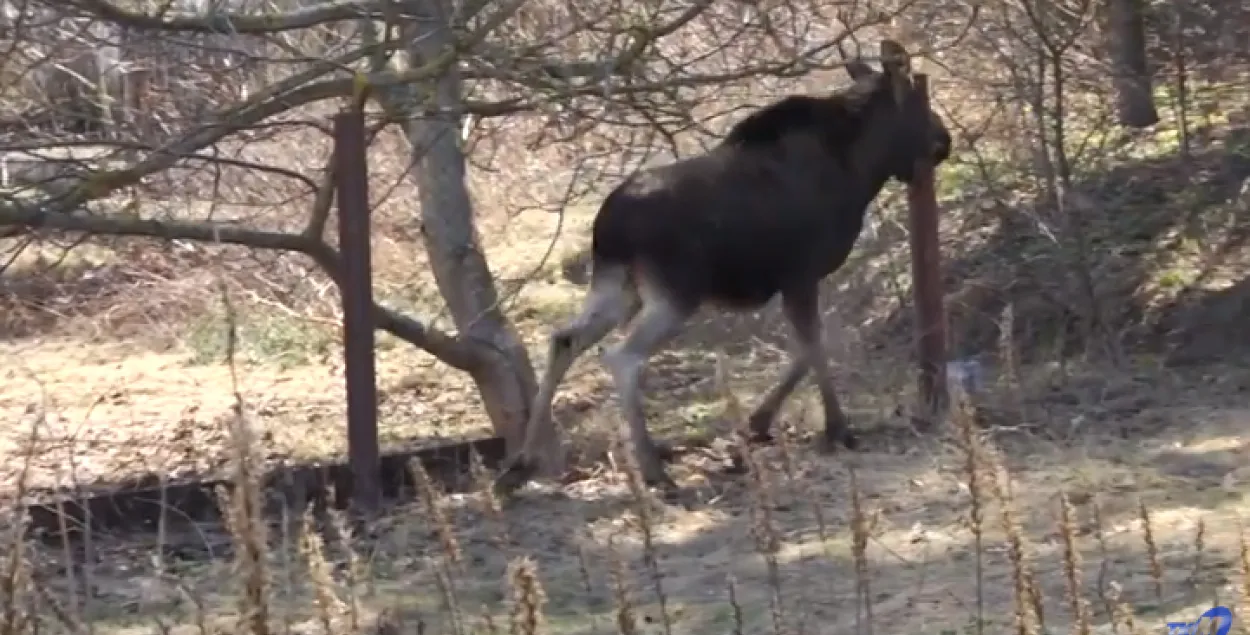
601 294 692 488
780 288 858 451
496 264 639 494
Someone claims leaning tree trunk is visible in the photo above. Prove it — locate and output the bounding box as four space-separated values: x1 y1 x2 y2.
1103 0 1159 128
393 0 539 448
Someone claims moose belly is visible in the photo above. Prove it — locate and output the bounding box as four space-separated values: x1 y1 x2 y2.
698 267 788 309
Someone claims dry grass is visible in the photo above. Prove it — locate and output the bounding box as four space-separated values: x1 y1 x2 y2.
5 151 1250 633
5 319 1250 635
2 16 1250 635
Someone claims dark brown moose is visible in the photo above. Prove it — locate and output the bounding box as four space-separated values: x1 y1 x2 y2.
496 39 953 496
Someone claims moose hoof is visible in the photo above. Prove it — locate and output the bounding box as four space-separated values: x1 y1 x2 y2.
842 432 861 450
745 428 775 446
745 413 777 445
653 440 677 462
651 472 679 492
641 465 678 490
814 430 859 455
492 458 538 498
659 484 701 510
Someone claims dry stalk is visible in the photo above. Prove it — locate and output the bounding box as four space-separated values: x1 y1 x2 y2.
373 608 403 635
410 459 463 568
1091 497 1118 632
717 355 786 635
300 507 346 633
952 397 985 635
28 569 82 633
1190 517 1206 588
1238 520 1250 635
773 415 813 635
574 535 607 635
618 434 673 635
727 574 745 635
54 498 79 624
471 448 512 548
1058 492 1091 635
274 500 299 631
606 534 637 635
327 506 367 629
433 555 466 635
997 303 1023 415
1107 582 1144 635
0 509 30 635
849 467 873 635
507 556 548 635
480 610 502 635
218 276 271 635
222 410 273 635
1137 499 1163 601
6 426 52 635
181 583 211 635
986 448 1040 635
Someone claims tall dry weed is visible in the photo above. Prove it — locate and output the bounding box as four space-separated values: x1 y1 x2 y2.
218 279 272 635
1138 499 1163 601
0 505 30 635
507 556 547 635
301 507 347 633
716 354 787 635
1058 491 1091 635
606 535 637 635
617 432 673 635
953 397 986 635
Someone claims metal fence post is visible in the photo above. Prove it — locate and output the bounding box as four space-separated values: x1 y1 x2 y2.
906 73 950 429
333 108 381 511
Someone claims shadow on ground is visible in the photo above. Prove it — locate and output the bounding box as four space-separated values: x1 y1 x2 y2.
42 391 1250 635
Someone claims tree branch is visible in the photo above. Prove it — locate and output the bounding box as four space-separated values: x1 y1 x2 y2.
12 48 463 221
0 202 488 372
67 0 415 34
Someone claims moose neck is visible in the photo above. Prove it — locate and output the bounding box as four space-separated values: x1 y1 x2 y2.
845 161 895 227
850 118 908 221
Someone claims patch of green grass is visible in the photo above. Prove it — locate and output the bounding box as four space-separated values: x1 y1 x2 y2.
510 282 583 325
183 306 337 368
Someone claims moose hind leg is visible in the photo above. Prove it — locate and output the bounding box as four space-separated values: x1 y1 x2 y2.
780 287 858 451
496 264 639 495
601 293 692 489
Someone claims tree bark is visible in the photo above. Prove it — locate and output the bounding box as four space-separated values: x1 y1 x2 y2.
397 0 538 449
1104 0 1159 128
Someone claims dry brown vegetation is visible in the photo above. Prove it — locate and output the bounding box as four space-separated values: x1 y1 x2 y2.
3 0 1250 632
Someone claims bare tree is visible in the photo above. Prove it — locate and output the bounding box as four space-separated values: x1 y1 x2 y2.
0 0 919 448
1102 0 1159 128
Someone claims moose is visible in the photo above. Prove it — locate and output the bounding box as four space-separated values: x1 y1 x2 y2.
495 39 953 496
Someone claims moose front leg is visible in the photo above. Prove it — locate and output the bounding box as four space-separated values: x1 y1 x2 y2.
780 288 858 452
747 353 810 443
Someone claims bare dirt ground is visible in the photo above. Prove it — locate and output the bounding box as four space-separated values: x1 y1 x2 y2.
1 336 501 493
6 111 1250 633
10 322 1250 635
6 187 1250 635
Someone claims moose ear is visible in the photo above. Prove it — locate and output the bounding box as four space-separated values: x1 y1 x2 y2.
879 39 913 102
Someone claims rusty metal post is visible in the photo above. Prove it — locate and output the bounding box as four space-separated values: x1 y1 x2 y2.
906 73 950 429
333 109 381 511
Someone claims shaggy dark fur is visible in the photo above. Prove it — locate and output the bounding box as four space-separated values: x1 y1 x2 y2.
590 71 948 310
496 41 953 499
